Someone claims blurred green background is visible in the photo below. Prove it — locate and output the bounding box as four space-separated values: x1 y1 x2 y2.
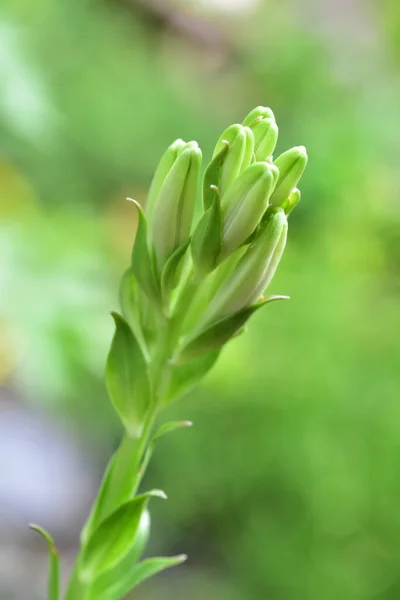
1 0 400 599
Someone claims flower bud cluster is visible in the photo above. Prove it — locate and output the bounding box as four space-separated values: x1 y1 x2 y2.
127 106 308 362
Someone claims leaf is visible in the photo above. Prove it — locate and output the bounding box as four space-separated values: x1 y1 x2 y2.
30 524 60 600
92 555 187 600
119 269 149 360
79 491 166 583
177 295 290 362
86 509 151 599
161 239 190 315
128 198 160 307
106 312 151 437
152 420 193 443
164 349 221 404
191 185 222 276
80 453 117 546
202 143 229 210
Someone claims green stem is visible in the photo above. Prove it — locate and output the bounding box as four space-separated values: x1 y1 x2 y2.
64 275 198 600
64 409 158 600
98 410 156 519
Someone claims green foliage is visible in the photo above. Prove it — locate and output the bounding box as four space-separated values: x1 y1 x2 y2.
30 525 60 600
177 296 289 363
91 555 187 600
161 240 191 315
79 491 165 582
163 350 221 404
106 313 151 438
129 199 161 310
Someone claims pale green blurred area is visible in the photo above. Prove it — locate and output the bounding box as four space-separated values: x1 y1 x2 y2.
1 0 400 599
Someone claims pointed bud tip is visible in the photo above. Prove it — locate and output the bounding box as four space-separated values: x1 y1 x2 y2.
264 161 279 177
185 140 200 150
294 145 308 159
110 311 124 326
126 197 143 212
251 161 279 181
149 489 168 500
243 106 276 126
265 206 288 230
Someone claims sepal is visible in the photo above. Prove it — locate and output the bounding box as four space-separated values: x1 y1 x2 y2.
191 185 222 275
176 295 289 362
129 198 161 308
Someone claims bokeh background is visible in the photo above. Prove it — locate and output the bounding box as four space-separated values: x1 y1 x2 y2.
1 0 400 598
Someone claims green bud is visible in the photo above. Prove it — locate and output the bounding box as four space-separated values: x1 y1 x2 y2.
251 117 279 161
220 161 279 259
212 124 255 196
270 146 308 207
201 208 287 324
151 143 202 271
146 139 186 223
242 106 276 127
282 188 301 216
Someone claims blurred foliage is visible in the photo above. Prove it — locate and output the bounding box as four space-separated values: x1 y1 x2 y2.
1 0 400 599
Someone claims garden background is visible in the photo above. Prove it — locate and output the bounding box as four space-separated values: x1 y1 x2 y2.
1 1 400 599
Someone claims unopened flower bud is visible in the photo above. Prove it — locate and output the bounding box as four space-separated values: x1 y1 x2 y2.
242 106 276 127
250 117 279 161
146 139 186 223
202 208 287 324
212 124 254 196
220 161 279 259
270 146 308 207
282 188 301 216
151 143 202 271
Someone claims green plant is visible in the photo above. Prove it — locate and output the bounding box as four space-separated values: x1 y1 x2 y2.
31 106 307 600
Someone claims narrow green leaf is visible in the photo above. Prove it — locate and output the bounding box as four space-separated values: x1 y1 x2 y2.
106 312 151 437
164 349 220 403
79 491 166 583
30 524 60 600
92 555 187 600
191 185 222 276
161 239 190 315
153 420 193 443
128 198 160 307
80 454 117 546
177 296 290 362
119 269 149 360
86 509 151 600
202 143 229 210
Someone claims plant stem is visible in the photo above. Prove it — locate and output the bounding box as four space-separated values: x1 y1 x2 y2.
98 410 156 519
64 276 199 600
